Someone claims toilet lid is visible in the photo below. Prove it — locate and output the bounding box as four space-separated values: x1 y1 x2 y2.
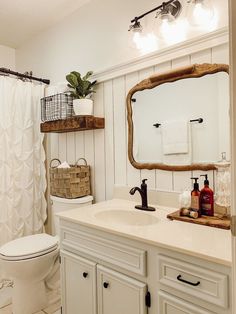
0 234 59 261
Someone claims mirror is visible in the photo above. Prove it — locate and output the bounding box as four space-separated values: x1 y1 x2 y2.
127 64 230 171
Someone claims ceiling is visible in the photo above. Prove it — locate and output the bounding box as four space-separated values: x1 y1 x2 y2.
0 0 90 48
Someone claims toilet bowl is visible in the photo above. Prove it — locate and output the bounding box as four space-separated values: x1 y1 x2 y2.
0 234 59 314
0 195 93 314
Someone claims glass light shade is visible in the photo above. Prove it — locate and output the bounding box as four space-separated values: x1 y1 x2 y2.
157 14 188 45
129 23 158 54
188 0 215 27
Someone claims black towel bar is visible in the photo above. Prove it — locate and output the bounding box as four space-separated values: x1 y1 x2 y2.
153 118 203 128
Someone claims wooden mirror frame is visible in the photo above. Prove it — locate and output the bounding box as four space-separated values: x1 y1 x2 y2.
127 63 229 171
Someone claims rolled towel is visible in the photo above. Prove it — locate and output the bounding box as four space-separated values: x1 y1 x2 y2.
57 161 70 168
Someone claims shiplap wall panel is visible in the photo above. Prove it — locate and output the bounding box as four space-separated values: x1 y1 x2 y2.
50 133 59 160
212 44 229 63
94 83 106 202
49 43 229 202
84 130 95 196
58 133 67 162
75 132 85 160
104 80 115 200
66 133 76 164
113 76 127 186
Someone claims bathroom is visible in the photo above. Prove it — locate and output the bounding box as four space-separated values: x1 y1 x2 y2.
0 0 236 313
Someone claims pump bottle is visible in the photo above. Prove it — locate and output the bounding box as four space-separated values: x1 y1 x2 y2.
191 177 201 217
200 174 214 216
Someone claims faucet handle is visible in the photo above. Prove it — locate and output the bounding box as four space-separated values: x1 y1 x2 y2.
142 179 147 185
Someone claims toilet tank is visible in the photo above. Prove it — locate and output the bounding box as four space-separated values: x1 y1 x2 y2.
50 195 93 236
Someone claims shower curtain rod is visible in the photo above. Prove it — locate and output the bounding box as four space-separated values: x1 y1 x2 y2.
0 68 50 85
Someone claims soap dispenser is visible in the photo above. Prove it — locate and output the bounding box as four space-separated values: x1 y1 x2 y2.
191 177 201 217
200 174 214 216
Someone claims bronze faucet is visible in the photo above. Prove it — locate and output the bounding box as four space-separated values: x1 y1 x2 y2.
129 179 156 211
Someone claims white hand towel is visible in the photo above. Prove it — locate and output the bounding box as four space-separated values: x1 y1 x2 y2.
162 119 192 165
162 119 189 155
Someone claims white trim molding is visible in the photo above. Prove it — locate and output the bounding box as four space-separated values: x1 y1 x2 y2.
93 27 229 83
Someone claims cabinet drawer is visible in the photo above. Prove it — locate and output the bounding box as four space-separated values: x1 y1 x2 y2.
157 255 228 308
158 291 214 314
61 227 146 276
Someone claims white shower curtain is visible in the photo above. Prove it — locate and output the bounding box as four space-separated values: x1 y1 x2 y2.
0 76 47 247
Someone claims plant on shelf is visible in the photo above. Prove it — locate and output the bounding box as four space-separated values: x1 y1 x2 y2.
66 71 97 116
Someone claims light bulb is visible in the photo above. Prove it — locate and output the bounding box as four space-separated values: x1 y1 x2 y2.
158 14 188 45
188 0 216 27
132 31 158 54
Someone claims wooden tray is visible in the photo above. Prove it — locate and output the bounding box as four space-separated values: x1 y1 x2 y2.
167 210 231 230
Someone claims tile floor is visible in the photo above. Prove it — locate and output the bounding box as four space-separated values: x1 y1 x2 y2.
0 299 61 314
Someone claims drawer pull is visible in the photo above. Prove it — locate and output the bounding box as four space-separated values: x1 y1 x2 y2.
177 275 200 287
83 272 88 278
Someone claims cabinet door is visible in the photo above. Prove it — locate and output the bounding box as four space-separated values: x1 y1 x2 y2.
61 250 97 314
97 265 147 314
158 291 214 314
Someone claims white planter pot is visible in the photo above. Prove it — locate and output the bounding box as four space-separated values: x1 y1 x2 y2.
73 99 93 116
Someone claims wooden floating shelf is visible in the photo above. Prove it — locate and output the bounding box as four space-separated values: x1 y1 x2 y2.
40 116 105 133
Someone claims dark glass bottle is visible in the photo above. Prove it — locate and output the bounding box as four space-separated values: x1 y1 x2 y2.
191 177 201 218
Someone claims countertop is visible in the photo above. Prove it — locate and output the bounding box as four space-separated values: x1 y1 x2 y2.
57 199 232 267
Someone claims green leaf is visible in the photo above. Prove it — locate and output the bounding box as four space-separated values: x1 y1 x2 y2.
67 84 74 89
66 73 78 88
90 80 97 87
83 71 93 80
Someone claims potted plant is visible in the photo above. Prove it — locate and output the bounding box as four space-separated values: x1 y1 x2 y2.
66 71 97 115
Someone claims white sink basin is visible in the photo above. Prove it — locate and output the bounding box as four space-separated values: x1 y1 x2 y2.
94 209 159 226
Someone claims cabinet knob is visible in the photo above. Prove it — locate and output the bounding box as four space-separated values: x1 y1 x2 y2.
83 272 88 278
103 282 109 289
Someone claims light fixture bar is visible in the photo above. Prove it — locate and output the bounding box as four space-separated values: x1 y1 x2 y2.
130 0 176 23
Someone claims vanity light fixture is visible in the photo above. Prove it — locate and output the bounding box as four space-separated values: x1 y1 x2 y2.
128 0 216 50
128 0 181 39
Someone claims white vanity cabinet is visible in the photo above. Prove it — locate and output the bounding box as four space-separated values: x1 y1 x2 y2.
59 212 231 314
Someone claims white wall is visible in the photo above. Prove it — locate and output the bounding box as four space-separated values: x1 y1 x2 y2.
48 43 229 203
15 0 228 83
0 44 15 69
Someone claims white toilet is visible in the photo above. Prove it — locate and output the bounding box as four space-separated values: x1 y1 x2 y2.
0 195 93 314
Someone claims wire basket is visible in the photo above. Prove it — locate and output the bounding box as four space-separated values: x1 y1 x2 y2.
41 93 74 122
50 158 91 199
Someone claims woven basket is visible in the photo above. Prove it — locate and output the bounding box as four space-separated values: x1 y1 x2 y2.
50 158 91 199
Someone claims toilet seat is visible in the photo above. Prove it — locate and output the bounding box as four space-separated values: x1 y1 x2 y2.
0 234 59 261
